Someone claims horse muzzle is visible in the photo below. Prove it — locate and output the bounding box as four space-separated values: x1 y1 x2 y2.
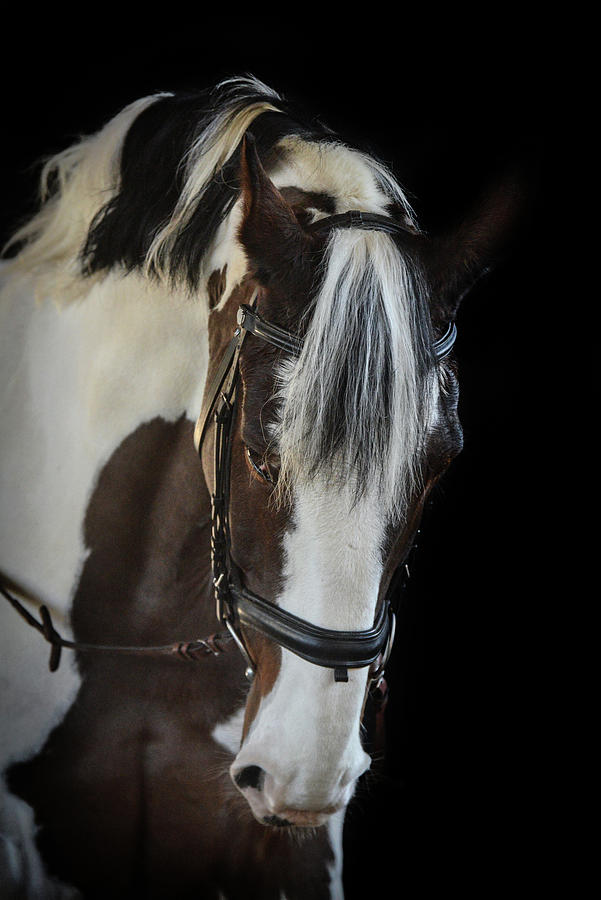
230 752 370 828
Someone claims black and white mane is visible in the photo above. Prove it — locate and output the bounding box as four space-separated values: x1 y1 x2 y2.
9 76 438 521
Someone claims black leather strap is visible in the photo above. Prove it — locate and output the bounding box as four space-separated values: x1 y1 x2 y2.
229 580 392 671
194 327 244 456
237 305 303 356
238 302 456 361
433 321 457 360
307 210 413 236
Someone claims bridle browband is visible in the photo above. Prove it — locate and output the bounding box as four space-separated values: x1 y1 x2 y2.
1 209 457 689
196 209 457 685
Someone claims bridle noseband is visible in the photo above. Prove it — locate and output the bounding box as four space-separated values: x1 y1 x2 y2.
196 209 457 685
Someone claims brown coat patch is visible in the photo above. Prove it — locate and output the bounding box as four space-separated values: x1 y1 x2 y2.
207 264 228 309
7 415 332 897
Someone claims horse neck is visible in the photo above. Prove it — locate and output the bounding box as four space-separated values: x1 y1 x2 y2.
0 267 210 617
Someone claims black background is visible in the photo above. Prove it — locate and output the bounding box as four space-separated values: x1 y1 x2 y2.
1 17 558 898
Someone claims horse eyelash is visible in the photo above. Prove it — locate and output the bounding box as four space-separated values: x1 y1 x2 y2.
245 446 276 484
437 363 452 397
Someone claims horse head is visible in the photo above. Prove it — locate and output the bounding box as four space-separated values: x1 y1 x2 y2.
197 133 522 828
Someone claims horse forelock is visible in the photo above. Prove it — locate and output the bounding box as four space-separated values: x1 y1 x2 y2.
273 227 437 523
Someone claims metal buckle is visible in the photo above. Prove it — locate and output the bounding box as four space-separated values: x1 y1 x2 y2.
349 210 365 227
368 610 396 689
224 619 255 682
214 573 225 620
214 392 232 425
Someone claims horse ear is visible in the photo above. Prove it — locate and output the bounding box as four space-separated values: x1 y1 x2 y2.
426 169 530 320
238 133 313 284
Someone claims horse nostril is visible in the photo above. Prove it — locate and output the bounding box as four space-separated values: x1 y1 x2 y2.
234 765 265 791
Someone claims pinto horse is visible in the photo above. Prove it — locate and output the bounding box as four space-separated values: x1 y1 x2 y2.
0 76 522 898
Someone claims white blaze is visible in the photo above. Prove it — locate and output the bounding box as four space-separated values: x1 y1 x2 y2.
232 478 384 816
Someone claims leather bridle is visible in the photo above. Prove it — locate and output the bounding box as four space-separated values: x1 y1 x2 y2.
1 209 457 692
195 209 457 686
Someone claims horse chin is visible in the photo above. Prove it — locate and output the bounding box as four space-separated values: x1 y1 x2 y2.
241 787 342 831
260 818 325 844
260 809 332 829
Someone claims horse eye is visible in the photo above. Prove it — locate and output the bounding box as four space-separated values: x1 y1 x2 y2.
245 446 276 484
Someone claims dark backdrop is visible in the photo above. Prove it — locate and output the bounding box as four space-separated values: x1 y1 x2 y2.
1 19 554 898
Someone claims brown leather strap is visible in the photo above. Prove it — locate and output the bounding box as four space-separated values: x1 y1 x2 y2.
1 583 232 672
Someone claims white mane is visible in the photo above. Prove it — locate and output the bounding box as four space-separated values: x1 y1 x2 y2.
276 228 435 522
3 95 164 303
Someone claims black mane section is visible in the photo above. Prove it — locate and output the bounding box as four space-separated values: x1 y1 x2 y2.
81 86 331 290
81 93 207 279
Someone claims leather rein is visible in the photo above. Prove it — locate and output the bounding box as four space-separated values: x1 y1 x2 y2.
1 210 457 689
